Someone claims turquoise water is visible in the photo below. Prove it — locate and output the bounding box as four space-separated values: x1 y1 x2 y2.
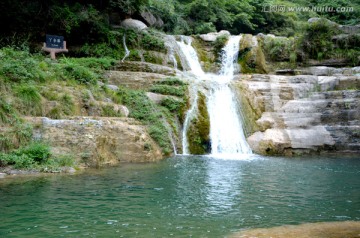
0 155 359 237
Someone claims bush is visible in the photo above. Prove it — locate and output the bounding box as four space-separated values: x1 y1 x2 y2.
213 34 229 56
140 31 166 52
155 77 186 86
59 58 98 84
0 142 51 168
301 19 339 60
150 85 186 97
263 37 294 62
14 142 51 164
160 97 185 112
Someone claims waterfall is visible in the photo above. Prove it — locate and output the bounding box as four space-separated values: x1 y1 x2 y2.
181 90 198 155
178 35 252 156
177 36 206 78
121 34 130 62
219 35 242 78
207 83 252 155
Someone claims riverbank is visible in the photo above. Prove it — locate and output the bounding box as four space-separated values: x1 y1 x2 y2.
229 221 360 238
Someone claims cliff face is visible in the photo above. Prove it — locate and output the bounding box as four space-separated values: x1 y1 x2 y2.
28 117 163 167
233 67 360 155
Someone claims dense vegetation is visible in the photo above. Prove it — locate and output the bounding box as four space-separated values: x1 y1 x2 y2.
0 0 359 49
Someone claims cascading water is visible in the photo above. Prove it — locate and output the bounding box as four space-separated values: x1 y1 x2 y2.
177 36 206 78
178 35 252 156
121 34 130 62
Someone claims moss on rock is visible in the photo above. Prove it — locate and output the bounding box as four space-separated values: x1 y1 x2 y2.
238 35 267 74
186 92 211 154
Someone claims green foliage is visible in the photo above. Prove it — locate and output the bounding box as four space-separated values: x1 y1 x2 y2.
59 58 98 84
263 36 295 61
160 97 185 112
140 31 166 52
0 124 33 153
48 155 75 167
155 77 186 86
0 141 76 171
101 105 123 117
14 142 51 164
0 96 18 125
110 0 149 15
14 84 42 115
115 87 173 154
0 96 33 152
0 142 50 168
0 48 48 82
61 94 75 115
64 58 116 73
309 0 360 25
213 34 229 57
300 19 339 60
150 85 186 97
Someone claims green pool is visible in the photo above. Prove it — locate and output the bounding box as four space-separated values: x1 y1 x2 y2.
1 155 359 237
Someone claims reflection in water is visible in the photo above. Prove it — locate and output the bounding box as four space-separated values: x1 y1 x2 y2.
205 159 243 215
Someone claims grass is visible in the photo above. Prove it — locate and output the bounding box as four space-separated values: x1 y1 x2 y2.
114 87 174 155
14 83 42 115
0 47 188 158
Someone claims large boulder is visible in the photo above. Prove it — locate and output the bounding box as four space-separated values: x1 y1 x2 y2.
199 30 230 42
140 11 164 28
120 18 148 31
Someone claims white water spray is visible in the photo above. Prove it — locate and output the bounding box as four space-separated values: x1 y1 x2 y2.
177 36 206 78
219 35 242 78
178 35 252 156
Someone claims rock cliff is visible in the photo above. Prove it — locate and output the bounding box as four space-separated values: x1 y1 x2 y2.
27 117 163 167
233 68 360 155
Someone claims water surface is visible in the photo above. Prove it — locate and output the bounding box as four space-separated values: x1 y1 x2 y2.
0 155 359 237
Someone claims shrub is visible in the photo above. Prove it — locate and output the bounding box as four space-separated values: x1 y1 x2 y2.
59 58 98 84
300 19 340 61
263 37 294 62
140 31 166 52
213 34 229 56
150 85 186 97
155 77 186 86
61 94 75 115
50 155 75 167
14 142 51 164
0 142 51 168
160 97 185 112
